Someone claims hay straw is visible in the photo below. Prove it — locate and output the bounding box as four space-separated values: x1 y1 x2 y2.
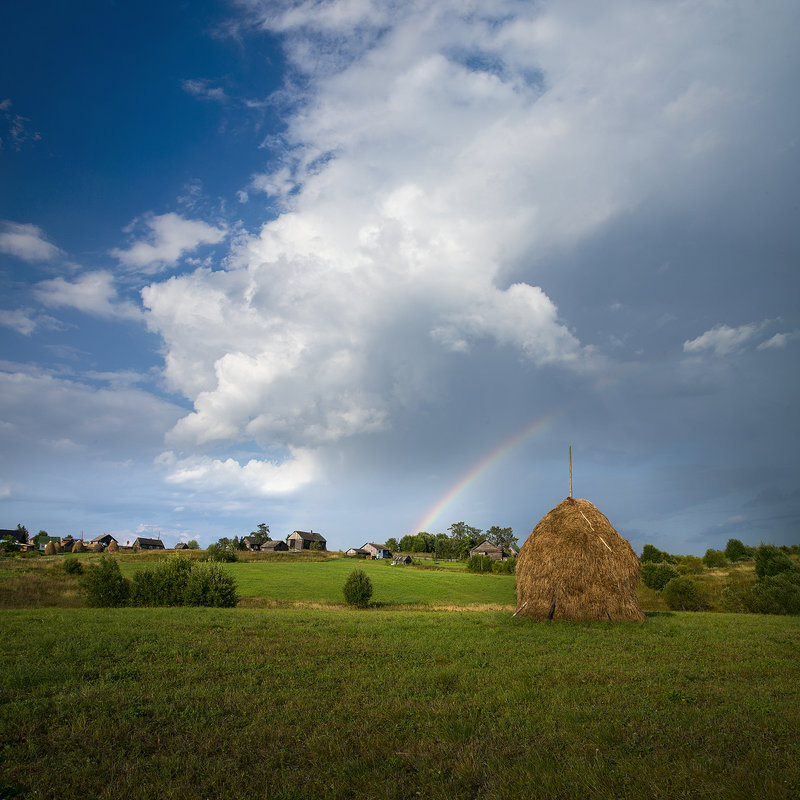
515 497 645 622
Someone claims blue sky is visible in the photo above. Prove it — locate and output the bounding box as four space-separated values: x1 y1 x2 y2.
1 0 798 553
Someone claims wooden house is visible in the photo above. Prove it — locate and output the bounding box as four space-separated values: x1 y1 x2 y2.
468 540 506 561
261 539 288 552
132 537 165 550
287 530 326 551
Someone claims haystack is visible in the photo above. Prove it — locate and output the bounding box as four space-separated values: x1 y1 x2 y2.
515 497 645 622
92 542 105 553
72 540 86 553
44 541 57 556
106 540 119 553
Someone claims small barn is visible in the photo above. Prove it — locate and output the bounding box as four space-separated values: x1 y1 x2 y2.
515 497 645 622
132 537 165 550
91 534 118 549
392 554 412 565
287 530 327 551
261 539 288 552
346 547 369 557
469 541 506 561
241 536 261 551
174 542 189 550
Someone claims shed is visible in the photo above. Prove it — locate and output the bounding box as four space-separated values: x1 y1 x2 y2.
392 554 412 565
469 541 506 561
287 530 327 551
132 537 165 550
346 547 369 557
241 536 261 551
261 539 288 552
91 534 118 548
174 542 189 550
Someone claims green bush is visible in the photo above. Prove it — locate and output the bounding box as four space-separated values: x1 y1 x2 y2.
677 555 705 575
184 563 238 607
702 548 728 569
754 544 798 580
83 557 130 607
491 557 516 574
343 569 373 607
640 561 680 591
206 544 238 563
63 557 83 575
721 574 758 613
749 572 800 615
130 557 195 606
466 554 494 573
662 576 709 611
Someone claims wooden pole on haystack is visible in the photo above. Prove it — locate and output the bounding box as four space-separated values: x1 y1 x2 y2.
569 444 573 498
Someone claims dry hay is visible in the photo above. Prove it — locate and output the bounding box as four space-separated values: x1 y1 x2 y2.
71 540 86 553
91 542 105 552
515 497 645 622
106 541 119 553
44 541 57 556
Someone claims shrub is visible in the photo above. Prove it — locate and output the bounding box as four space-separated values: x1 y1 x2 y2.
640 561 680 591
206 544 238 563
754 544 798 580
63 558 83 575
491 557 516 574
184 563 238 607
129 557 195 606
677 555 705 575
721 574 758 613
466 554 494 573
702 548 728 569
343 569 373 607
662 576 709 611
83 557 130 607
749 572 800 615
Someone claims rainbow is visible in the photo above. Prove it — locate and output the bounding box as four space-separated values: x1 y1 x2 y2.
410 407 564 535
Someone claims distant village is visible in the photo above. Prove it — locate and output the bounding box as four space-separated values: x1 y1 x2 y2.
1 524 519 564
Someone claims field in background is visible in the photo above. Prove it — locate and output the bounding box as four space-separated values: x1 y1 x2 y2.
1 607 798 799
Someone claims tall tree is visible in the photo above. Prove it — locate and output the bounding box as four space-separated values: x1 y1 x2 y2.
485 525 518 551
250 523 271 546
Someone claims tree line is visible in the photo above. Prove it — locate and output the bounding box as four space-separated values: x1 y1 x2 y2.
385 522 518 559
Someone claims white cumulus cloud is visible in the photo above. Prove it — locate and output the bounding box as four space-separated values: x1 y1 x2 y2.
141 0 796 491
156 449 319 497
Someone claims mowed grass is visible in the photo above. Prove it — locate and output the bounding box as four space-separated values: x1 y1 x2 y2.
118 556 517 608
1 608 799 800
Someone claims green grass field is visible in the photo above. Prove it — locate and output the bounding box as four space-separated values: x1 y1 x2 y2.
1 608 799 799
121 557 517 608
1 554 799 798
